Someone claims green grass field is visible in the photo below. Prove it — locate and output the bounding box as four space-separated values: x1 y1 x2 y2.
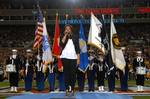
1 79 149 88
133 96 150 99
0 96 6 99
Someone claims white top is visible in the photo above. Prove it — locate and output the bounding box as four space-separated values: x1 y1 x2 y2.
60 39 77 59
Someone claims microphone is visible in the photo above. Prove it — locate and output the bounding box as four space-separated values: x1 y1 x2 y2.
64 32 72 37
67 32 71 37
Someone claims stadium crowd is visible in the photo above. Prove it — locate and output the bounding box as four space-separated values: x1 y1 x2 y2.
0 23 149 47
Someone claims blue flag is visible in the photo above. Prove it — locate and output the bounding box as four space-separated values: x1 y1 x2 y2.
78 20 88 72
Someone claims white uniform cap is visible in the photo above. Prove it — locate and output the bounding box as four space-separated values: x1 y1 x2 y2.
26 49 32 53
12 49 17 52
137 51 142 54
121 47 126 50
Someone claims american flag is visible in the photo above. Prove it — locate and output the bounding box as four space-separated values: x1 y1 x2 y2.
33 7 43 49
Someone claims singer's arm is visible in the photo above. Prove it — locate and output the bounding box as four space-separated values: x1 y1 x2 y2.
60 33 68 51
61 33 68 44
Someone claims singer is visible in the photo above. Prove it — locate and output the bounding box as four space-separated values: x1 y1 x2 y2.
60 24 80 96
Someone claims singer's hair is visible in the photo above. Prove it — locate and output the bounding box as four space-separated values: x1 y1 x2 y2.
64 24 73 31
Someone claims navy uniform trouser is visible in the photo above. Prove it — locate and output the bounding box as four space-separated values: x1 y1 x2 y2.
9 72 19 87
136 74 145 86
36 71 45 91
97 71 105 86
87 69 95 91
119 70 128 91
48 72 55 91
25 72 33 91
77 70 85 91
58 72 65 91
107 71 115 91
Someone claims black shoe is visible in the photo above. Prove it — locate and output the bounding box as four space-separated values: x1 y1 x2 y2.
25 90 31 92
121 89 127 92
88 89 91 92
89 89 94 92
79 89 84 92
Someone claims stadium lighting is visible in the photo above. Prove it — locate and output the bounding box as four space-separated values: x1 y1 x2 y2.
67 0 79 3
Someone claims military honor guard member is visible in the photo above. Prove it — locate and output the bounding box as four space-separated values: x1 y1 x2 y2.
60 24 80 95
133 51 146 92
35 52 45 91
23 49 35 91
119 47 129 91
95 52 106 92
6 49 22 92
87 49 96 92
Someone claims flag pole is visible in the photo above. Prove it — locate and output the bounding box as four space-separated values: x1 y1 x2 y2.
36 0 40 55
37 1 40 57
80 14 84 24
37 40 39 54
65 14 69 24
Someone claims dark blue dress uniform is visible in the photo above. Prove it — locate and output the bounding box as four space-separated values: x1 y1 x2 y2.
35 55 45 91
133 54 146 91
47 62 55 92
87 55 96 92
77 68 85 91
23 57 35 91
6 55 22 92
119 54 129 91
